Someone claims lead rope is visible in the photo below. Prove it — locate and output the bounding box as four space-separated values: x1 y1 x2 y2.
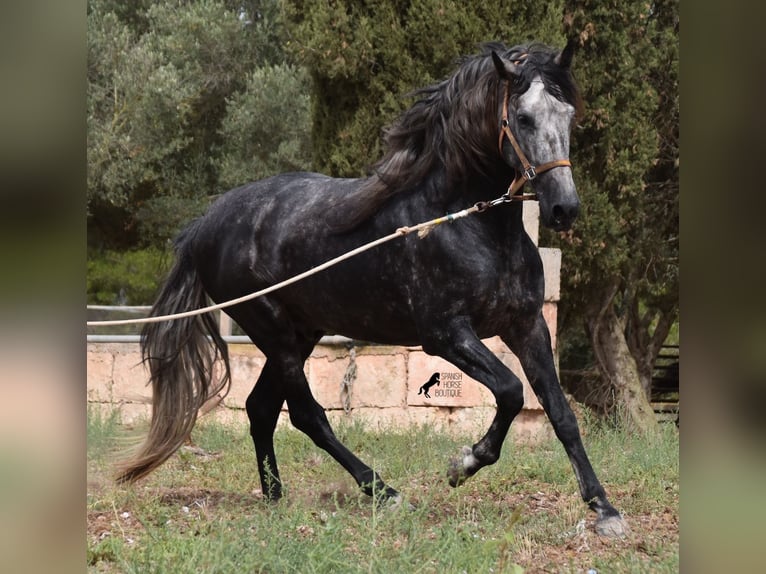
86 192 531 328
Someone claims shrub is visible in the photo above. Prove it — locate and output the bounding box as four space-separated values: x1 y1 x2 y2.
87 247 171 305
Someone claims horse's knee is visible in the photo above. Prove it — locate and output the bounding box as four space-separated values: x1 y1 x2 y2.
549 410 581 442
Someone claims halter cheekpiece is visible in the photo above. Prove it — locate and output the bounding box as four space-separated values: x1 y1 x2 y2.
497 56 572 200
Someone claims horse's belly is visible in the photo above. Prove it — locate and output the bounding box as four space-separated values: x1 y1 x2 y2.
284 282 421 345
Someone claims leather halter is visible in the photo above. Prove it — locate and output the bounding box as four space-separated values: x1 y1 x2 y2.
498 80 572 198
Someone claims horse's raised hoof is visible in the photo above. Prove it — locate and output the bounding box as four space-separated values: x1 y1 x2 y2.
595 514 629 538
447 445 475 487
382 493 416 512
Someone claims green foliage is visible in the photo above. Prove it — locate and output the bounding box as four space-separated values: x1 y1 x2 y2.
87 247 171 304
216 63 312 189
87 404 123 464
283 0 567 176
86 0 314 301
87 0 310 250
553 1 666 293
88 0 246 210
537 1 679 411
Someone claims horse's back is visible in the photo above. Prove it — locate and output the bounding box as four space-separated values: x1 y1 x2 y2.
205 172 357 218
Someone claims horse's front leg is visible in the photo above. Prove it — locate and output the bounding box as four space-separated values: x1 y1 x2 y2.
422 318 525 486
502 313 627 537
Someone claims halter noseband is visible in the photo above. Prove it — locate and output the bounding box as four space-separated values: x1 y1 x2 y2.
498 80 572 199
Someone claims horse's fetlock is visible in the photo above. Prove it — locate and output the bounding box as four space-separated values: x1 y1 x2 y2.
473 445 499 466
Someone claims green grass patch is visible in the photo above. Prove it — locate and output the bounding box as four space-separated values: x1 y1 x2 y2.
87 410 678 573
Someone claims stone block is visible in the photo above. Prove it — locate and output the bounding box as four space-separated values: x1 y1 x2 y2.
112 347 151 403
447 406 497 435
86 309 562 441
327 406 451 432
509 410 552 443
306 352 351 409
542 301 558 353
540 247 561 302
406 343 543 411
226 347 266 408
308 347 408 410
523 201 540 245
407 350 494 407
87 347 114 402
114 402 151 424
482 336 509 355
350 352 407 408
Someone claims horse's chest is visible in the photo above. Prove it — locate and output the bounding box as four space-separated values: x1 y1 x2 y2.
470 273 539 327
457 245 542 327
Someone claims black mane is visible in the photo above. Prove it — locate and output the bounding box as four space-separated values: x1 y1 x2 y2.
333 42 582 230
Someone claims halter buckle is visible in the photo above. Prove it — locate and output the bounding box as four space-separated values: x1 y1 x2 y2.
523 166 537 181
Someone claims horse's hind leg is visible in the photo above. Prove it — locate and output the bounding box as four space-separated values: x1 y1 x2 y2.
502 313 627 537
245 360 287 500
280 353 401 503
224 304 318 501
230 301 400 504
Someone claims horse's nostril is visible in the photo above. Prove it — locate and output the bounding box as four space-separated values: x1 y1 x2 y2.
550 202 579 231
552 203 579 222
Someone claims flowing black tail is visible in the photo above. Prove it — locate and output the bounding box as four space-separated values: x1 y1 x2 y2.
116 226 231 483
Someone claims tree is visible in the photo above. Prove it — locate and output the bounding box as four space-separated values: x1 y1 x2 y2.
216 63 311 189
87 0 310 251
542 0 679 432
87 0 312 303
282 0 566 176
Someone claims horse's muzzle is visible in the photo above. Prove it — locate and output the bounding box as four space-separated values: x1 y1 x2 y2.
549 200 580 231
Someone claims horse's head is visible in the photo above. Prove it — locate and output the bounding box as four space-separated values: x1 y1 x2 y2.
492 42 581 231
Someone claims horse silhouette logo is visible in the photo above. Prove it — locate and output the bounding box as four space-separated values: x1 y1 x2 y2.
417 372 440 398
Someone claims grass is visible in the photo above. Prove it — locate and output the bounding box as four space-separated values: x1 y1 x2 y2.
87 408 678 573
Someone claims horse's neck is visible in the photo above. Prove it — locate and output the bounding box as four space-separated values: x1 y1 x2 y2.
491 201 528 243
382 167 526 242
461 173 528 240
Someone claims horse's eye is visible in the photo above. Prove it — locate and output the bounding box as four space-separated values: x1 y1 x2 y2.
516 114 534 129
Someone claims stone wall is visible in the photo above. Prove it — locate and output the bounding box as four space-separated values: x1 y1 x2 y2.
87 304 555 440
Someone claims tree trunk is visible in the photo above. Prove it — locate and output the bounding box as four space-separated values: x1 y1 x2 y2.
626 300 676 400
587 299 659 434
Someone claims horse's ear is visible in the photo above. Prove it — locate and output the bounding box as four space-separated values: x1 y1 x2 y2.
491 51 521 80
554 39 576 69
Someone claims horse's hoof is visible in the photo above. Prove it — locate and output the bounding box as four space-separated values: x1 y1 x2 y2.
447 445 474 487
383 494 415 512
595 514 629 538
